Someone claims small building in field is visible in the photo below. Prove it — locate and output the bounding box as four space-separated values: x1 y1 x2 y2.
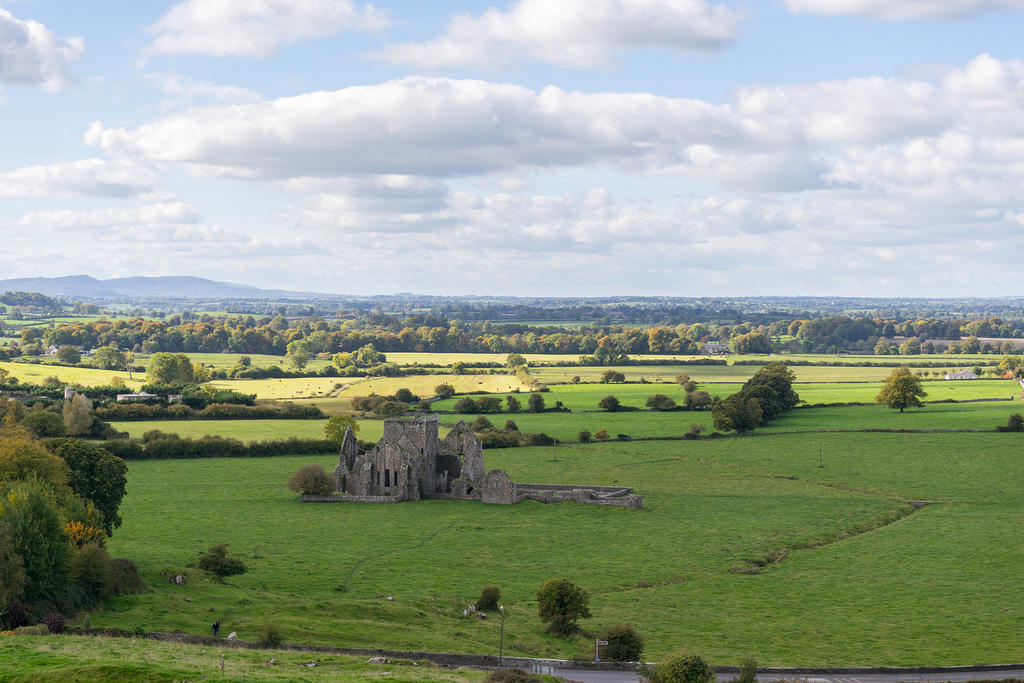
116 391 159 402
704 342 728 354
945 369 978 380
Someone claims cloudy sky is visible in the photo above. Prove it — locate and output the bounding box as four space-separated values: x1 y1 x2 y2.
1 0 1023 296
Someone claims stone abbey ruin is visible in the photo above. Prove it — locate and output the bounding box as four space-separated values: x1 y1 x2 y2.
302 415 641 508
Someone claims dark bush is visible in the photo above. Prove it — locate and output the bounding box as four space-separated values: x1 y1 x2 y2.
599 395 621 412
600 623 644 662
522 432 554 447
1007 413 1023 432
198 544 247 580
578 430 591 443
503 419 518 432
21 410 66 437
259 621 283 647
453 397 476 413
645 394 676 411
470 415 494 432
287 464 336 496
5 600 29 629
44 611 66 634
109 558 146 596
394 387 419 403
70 543 112 599
479 431 521 449
475 396 503 413
476 584 500 611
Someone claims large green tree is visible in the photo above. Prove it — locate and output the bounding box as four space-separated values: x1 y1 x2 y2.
876 367 927 413
536 577 591 636
324 414 359 447
91 345 125 370
146 352 194 385
0 479 71 602
712 393 764 433
49 439 128 534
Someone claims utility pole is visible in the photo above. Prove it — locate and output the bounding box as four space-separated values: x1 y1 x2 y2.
818 439 823 468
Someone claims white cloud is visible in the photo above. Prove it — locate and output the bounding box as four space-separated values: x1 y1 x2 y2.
0 8 83 91
146 0 387 58
785 0 1024 20
382 0 739 69
14 202 201 230
0 158 160 199
146 72 262 107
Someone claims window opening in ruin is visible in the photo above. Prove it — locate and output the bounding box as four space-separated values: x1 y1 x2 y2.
385 469 391 487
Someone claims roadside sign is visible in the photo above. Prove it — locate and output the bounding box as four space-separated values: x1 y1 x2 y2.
596 640 608 645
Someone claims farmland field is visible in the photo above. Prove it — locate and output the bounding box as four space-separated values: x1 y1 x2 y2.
432 379 1021 412
209 373 531 400
100 431 1024 665
0 360 142 388
0 635 486 682
108 418 335 442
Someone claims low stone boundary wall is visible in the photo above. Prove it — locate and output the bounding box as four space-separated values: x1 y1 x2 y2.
300 494 398 503
514 483 633 495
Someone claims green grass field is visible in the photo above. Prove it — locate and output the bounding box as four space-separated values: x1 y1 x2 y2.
531 364 998 384
0 635 487 681
108 418 335 442
98 431 1024 665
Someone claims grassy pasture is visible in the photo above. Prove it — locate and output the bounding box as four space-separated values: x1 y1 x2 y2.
99 431 1024 665
762 401 1023 432
0 361 142 389
208 377 351 400
108 418 336 443
432 379 1020 414
530 365 924 384
0 635 487 682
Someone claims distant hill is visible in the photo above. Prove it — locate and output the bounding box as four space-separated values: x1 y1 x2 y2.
0 275 316 300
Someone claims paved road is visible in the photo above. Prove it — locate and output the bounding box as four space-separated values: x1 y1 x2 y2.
553 668 1024 683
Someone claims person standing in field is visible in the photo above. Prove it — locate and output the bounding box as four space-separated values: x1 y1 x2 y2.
213 619 221 637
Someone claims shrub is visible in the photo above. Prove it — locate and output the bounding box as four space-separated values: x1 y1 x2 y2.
476 584 500 611
70 543 112 599
476 396 502 413
684 424 706 440
288 464 336 496
522 432 554 447
1007 413 1023 432
470 415 494 432
737 657 758 683
600 370 626 383
503 420 519 432
599 395 621 412
453 397 476 413
536 577 590 636
20 410 66 438
646 394 676 411
108 558 146 596
505 396 521 413
259 621 283 647
675 373 691 385
14 624 49 636
197 544 247 580
594 429 610 440
394 388 418 403
5 600 29 629
600 623 644 662
649 653 716 683
43 612 65 634
435 383 455 399
578 430 591 443
527 393 545 413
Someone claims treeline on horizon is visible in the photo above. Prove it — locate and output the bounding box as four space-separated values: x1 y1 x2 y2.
6 310 1024 358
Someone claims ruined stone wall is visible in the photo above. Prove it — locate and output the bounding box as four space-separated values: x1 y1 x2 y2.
300 494 399 503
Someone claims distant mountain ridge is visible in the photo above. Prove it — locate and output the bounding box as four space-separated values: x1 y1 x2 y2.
0 275 316 300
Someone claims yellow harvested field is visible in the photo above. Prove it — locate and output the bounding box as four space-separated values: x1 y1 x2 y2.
207 377 349 400
336 373 531 397
0 361 142 389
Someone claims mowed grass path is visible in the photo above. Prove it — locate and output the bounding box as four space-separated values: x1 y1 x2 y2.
102 432 1024 665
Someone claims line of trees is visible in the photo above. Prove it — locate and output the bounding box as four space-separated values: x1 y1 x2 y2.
10 312 1024 361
